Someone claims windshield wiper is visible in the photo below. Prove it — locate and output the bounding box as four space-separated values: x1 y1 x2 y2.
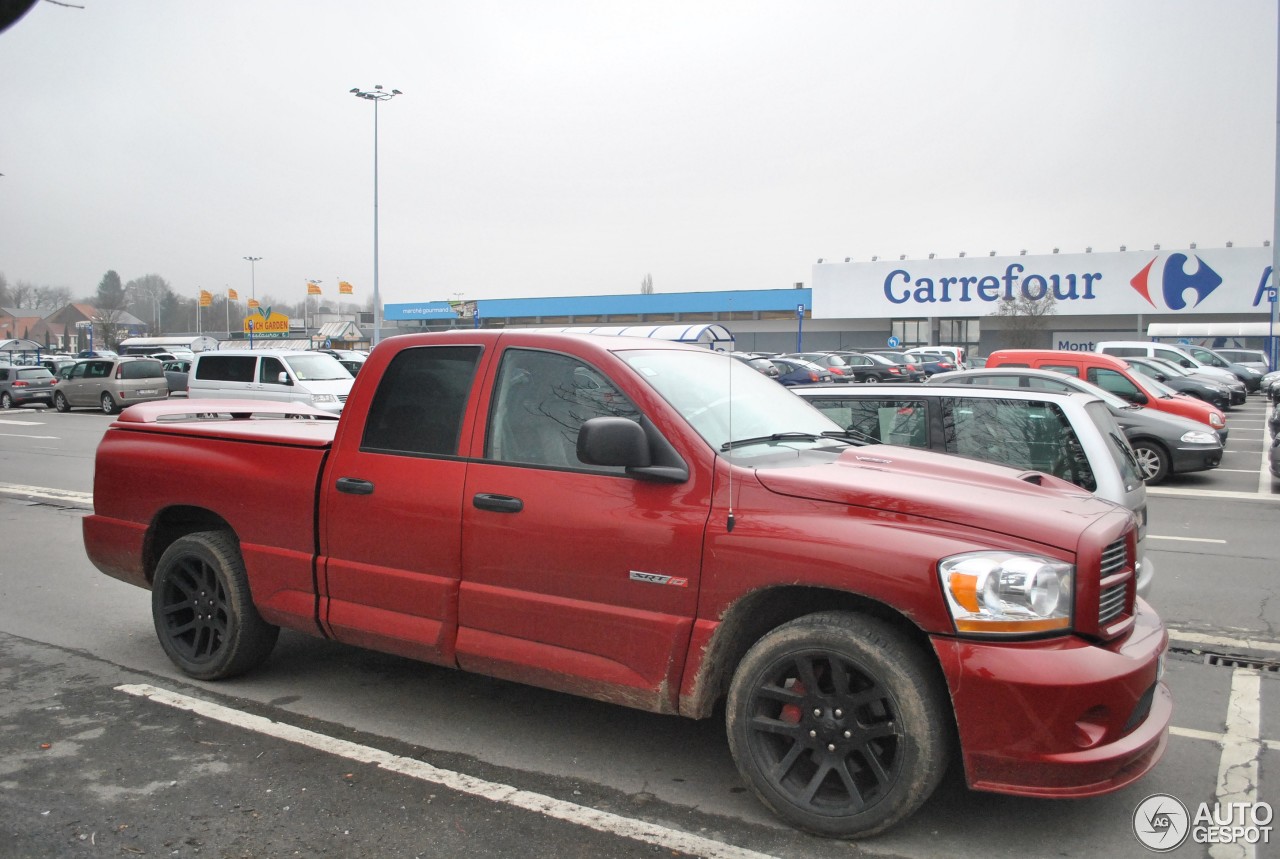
720 430 868 452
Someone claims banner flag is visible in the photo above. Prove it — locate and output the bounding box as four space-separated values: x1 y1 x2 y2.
199 290 212 307
339 280 354 295
247 298 260 309
307 282 322 295
228 288 239 301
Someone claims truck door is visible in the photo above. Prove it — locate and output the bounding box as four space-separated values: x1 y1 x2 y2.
318 345 482 665
457 346 710 713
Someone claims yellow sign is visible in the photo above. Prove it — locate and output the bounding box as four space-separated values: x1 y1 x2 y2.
243 306 290 334
247 298 260 309
199 290 212 307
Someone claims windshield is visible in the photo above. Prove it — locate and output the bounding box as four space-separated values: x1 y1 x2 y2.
285 354 352 381
619 349 840 452
1084 401 1144 490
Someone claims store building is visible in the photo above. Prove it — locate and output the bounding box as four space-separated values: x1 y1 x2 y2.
383 244 1278 363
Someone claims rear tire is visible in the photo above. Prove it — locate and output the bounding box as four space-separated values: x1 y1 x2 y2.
726 612 950 838
152 531 279 680
0 392 12 409
863 376 879 384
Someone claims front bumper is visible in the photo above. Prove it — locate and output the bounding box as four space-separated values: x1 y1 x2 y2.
1169 443 1222 475
933 598 1169 797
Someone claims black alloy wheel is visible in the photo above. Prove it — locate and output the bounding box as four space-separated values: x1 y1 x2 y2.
152 531 279 680
726 612 949 838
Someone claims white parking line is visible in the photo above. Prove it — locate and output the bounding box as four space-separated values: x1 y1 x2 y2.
0 418 47 425
0 433 59 439
1209 669 1262 859
117 684 779 859
0 482 93 505
1149 535 1227 543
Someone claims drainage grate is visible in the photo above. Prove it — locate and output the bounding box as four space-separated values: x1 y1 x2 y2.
1204 653 1280 672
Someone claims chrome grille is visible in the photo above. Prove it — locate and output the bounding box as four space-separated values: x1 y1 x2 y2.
1100 538 1128 576
1098 537 1131 626
1099 582 1128 624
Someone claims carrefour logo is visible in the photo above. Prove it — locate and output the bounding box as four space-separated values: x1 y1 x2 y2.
1129 254 1222 311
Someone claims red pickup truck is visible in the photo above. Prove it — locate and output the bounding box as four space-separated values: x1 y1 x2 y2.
83 330 1170 838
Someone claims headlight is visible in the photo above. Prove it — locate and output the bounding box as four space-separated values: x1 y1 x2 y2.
939 552 1073 635
310 393 338 404
1180 430 1219 444
1209 413 1225 428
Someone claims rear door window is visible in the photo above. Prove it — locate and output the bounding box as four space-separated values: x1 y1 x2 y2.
942 397 1096 490
361 346 482 457
196 355 256 382
120 360 164 380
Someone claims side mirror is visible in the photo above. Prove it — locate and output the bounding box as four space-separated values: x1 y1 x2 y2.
577 417 650 467
277 372 292 385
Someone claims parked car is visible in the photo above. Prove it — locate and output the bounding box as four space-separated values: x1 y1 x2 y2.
1213 348 1270 375
1264 369 1280 400
39 356 79 378
1178 344 1264 391
864 351 926 382
0 365 57 409
1095 340 1240 387
1124 356 1238 410
902 344 968 370
54 357 169 414
162 359 191 396
188 350 354 413
768 356 834 386
793 383 1153 596
319 349 368 377
896 351 956 377
831 351 912 383
984 349 1228 441
729 352 780 378
928 367 1223 484
781 352 859 381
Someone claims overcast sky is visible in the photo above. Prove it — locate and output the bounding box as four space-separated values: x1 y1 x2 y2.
0 0 1275 309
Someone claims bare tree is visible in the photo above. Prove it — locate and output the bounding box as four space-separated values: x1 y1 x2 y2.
9 279 36 308
991 293 1057 349
640 273 654 294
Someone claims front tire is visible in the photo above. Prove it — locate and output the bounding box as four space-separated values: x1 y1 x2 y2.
54 391 70 412
1131 440 1170 484
152 531 279 680
863 376 879 384
0 392 12 409
100 392 118 414
726 612 950 838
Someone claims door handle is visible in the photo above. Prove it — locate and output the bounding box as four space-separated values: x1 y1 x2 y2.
335 477 375 495
472 493 523 513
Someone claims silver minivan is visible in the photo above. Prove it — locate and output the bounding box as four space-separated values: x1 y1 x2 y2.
187 350 354 413
54 357 169 414
794 383 1154 596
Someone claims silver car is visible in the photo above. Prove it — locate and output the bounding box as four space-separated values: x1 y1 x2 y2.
0 366 57 409
54 357 169 414
794 383 1155 597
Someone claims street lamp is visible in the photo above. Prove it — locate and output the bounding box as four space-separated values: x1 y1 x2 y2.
350 84 401 347
243 256 262 302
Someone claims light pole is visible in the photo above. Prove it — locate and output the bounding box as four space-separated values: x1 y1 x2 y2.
350 84 401 347
243 256 262 303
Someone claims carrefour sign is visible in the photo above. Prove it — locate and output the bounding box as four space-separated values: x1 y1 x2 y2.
812 247 1273 319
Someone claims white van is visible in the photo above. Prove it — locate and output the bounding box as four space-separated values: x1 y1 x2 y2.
902 345 967 370
1094 340 1238 385
188 350 354 413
